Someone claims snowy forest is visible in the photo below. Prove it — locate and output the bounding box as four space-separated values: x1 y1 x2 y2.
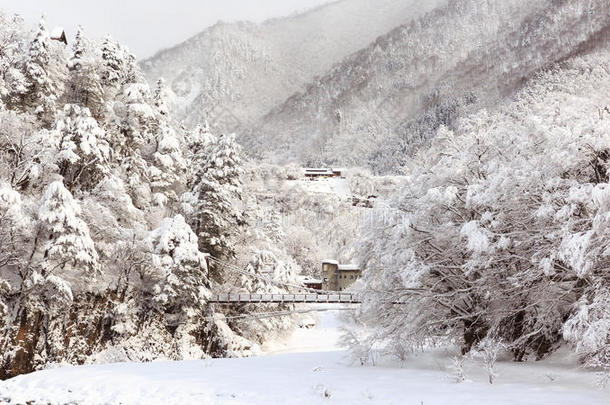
1 0 610 402
0 13 322 379
352 50 610 374
0 12 376 379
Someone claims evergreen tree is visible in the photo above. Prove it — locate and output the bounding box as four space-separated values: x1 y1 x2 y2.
0 14 28 109
184 122 215 187
150 125 187 207
113 82 156 156
153 78 170 117
0 66 28 111
240 251 271 294
53 104 111 190
68 27 85 71
189 133 243 263
122 51 141 86
149 215 211 320
186 122 214 158
120 149 153 210
23 17 60 125
66 27 104 118
38 181 99 276
100 35 124 92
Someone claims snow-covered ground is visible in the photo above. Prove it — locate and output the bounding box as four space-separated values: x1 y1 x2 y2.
1 308 609 405
292 177 353 198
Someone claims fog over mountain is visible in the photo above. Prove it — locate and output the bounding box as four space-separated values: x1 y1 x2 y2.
141 0 444 134
248 0 610 173
143 0 609 174
6 0 333 58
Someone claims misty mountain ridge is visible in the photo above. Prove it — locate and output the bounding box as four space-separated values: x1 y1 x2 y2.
143 0 610 175
141 0 444 133
248 0 610 173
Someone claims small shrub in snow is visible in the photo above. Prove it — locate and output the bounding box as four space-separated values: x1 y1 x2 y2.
449 355 467 383
313 384 331 399
475 338 505 384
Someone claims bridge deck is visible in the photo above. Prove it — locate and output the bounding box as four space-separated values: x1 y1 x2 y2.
209 293 361 304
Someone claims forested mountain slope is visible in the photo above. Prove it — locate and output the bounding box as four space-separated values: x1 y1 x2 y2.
140 0 443 130
0 13 313 379
248 0 610 173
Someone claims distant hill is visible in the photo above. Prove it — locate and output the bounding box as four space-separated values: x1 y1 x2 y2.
140 0 444 131
143 0 610 174
247 0 610 173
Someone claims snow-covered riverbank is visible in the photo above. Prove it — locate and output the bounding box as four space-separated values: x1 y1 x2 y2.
1 309 609 405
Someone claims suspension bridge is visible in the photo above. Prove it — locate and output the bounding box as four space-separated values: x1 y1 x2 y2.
206 256 362 306
209 292 361 304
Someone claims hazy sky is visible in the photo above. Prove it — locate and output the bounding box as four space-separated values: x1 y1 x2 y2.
0 0 331 59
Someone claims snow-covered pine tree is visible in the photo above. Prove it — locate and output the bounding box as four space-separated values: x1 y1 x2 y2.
153 78 170 117
122 50 141 86
149 215 211 321
185 122 215 177
100 35 125 94
239 251 271 295
38 181 99 277
264 209 284 244
188 133 243 265
120 149 153 210
66 26 104 119
113 82 156 157
53 104 110 190
179 123 216 213
150 124 187 207
68 26 85 71
147 77 186 207
0 13 28 110
23 17 61 125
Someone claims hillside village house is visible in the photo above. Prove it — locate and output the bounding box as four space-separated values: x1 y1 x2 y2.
322 260 362 291
304 168 343 179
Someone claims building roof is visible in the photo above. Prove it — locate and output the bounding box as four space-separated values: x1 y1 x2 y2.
322 259 339 265
305 168 334 175
50 27 67 45
50 27 65 38
338 264 361 271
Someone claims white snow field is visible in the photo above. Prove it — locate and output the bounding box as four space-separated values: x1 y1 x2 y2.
292 177 353 198
1 309 609 405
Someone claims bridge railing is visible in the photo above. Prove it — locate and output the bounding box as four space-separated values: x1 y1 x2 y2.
209 293 361 304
